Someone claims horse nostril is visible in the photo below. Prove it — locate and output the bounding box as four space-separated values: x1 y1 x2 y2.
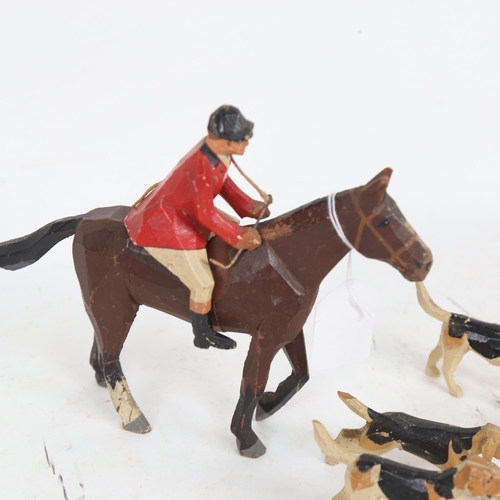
425 262 432 271
416 262 422 269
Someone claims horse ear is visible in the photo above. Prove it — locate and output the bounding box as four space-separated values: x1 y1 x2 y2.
361 168 393 207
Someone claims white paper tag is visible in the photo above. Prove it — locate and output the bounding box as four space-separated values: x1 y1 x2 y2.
312 279 378 370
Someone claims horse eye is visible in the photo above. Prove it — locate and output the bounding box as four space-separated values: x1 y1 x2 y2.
378 217 391 228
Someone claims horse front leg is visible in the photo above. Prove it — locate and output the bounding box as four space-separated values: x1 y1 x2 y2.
231 338 280 458
256 329 309 421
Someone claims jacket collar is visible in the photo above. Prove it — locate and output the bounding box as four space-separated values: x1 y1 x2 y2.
200 141 220 167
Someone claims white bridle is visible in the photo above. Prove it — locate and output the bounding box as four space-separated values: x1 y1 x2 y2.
327 193 372 317
327 193 356 252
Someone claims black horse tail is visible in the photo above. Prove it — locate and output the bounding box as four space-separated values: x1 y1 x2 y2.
0 214 86 270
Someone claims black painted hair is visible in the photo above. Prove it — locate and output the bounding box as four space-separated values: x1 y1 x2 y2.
207 105 254 142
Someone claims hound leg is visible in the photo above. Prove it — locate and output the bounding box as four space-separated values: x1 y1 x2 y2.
231 336 280 458
425 327 444 378
256 329 309 421
441 330 469 398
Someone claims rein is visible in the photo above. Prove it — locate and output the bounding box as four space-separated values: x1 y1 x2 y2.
210 195 273 270
210 156 272 270
230 155 271 204
131 182 160 209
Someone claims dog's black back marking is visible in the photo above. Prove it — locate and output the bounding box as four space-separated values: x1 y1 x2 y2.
449 313 500 359
366 408 480 465
357 454 456 500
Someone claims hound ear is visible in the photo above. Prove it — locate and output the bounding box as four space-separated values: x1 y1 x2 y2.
482 426 500 461
482 429 499 462
482 442 496 462
360 168 393 208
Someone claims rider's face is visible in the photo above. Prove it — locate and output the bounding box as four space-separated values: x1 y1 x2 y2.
206 134 250 156
226 139 249 156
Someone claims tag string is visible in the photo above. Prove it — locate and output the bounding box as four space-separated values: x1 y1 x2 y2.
328 193 372 318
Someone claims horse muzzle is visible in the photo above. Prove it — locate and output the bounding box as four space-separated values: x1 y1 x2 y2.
397 244 433 282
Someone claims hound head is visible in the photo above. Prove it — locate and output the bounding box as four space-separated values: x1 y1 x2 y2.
454 456 500 498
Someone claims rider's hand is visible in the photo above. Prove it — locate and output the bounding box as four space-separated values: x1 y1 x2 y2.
235 227 262 250
247 201 271 220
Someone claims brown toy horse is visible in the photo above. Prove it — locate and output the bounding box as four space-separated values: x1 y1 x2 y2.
0 168 432 458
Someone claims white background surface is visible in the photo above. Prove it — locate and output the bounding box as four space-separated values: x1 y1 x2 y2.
1 2 499 499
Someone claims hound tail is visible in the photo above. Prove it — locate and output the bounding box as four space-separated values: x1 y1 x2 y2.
0 215 85 270
313 420 358 466
338 392 372 422
415 281 451 322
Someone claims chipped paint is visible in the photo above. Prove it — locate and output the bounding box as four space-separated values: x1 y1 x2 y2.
107 379 144 427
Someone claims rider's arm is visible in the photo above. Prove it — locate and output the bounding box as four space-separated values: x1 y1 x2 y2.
219 176 255 218
188 166 247 248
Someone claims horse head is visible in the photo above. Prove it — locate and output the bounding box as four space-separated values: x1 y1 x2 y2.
335 168 432 282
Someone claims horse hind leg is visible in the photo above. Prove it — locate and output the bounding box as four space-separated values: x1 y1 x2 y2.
89 333 149 432
103 358 151 434
89 336 106 387
256 329 309 421
84 284 151 434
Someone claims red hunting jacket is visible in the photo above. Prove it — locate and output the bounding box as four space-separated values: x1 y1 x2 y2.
124 139 255 250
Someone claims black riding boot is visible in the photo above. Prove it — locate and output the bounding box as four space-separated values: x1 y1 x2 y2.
190 311 237 350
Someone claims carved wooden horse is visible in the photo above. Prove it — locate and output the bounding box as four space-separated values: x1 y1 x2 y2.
0 168 432 458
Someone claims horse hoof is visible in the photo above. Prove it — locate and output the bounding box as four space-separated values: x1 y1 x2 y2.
255 405 269 421
239 438 267 458
255 392 276 421
123 413 152 434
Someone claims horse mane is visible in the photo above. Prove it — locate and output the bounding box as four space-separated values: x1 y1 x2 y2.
257 197 327 241
258 189 352 242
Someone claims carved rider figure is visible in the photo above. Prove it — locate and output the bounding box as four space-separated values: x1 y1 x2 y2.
124 105 270 350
